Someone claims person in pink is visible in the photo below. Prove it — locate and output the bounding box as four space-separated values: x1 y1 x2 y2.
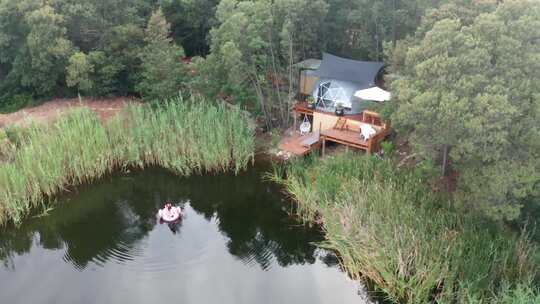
158 201 182 222
164 202 173 217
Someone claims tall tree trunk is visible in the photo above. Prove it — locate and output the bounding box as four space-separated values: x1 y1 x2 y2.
373 11 380 61
267 6 286 127
441 144 449 176
268 29 285 127
286 31 294 128
251 74 271 131
392 0 397 48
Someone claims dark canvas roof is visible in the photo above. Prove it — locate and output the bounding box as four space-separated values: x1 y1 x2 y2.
314 53 384 88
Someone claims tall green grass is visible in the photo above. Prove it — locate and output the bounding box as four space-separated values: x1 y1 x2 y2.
0 96 254 224
274 153 539 303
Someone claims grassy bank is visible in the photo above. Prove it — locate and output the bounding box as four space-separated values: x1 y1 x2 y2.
274 153 539 303
0 96 254 224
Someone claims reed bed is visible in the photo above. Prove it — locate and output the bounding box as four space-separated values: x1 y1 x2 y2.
0 96 254 225
274 153 539 303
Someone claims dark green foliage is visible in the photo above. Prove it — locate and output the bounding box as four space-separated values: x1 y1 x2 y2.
324 0 442 60
0 2 73 99
379 140 393 156
136 8 186 101
0 93 36 114
390 0 540 220
0 0 162 104
160 0 219 56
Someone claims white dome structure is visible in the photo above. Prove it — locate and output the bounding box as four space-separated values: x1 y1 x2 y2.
315 81 350 109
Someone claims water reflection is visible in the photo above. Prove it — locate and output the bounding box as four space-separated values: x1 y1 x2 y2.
0 165 366 304
1 166 326 271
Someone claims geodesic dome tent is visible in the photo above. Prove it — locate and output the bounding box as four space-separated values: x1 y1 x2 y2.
313 79 359 109
311 53 384 114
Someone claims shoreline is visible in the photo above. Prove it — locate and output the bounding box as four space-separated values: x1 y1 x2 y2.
0 98 254 225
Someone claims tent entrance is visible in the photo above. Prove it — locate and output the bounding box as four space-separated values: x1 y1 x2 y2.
315 81 350 110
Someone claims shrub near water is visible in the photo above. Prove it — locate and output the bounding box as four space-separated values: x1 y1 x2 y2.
0 97 254 225
275 153 539 303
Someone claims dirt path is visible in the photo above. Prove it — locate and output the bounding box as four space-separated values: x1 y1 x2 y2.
0 97 136 127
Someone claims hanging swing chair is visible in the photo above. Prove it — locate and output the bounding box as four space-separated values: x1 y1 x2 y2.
299 115 311 135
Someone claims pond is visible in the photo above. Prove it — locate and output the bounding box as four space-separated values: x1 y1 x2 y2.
0 164 371 304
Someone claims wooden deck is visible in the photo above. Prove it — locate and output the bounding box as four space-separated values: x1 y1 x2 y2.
318 127 389 155
321 129 368 149
280 101 390 157
278 132 320 156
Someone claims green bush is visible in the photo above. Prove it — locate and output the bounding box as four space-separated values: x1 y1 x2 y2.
270 129 281 148
413 159 439 181
380 140 394 156
0 93 37 114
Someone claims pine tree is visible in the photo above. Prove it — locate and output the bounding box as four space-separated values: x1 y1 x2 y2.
136 8 186 101
391 1 540 220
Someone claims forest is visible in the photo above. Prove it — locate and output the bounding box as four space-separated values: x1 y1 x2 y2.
2 0 537 224
0 0 539 302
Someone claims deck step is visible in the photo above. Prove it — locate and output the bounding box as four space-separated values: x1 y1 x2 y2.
278 132 313 156
300 132 320 147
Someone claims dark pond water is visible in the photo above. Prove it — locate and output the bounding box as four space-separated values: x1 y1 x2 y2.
0 165 370 304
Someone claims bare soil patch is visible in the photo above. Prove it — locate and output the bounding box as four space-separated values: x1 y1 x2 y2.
0 97 136 127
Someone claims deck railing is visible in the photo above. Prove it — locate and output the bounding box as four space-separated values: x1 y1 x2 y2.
287 101 390 155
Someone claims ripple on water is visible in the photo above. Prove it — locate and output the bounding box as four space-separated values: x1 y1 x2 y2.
76 205 211 275
235 231 280 270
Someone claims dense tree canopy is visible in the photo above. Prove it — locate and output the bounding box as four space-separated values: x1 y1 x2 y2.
391 0 540 220
0 0 188 104
0 0 538 223
324 0 444 60
191 0 329 128
0 0 443 111
160 0 219 56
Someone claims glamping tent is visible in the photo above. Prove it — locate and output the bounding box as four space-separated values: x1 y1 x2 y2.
310 53 386 114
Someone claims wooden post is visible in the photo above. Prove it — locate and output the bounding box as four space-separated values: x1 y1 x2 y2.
368 132 382 155
293 113 297 132
322 137 326 157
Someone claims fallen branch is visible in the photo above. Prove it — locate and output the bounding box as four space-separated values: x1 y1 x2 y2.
398 152 419 168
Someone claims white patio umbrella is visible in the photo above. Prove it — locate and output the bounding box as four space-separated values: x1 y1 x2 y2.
354 86 391 102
